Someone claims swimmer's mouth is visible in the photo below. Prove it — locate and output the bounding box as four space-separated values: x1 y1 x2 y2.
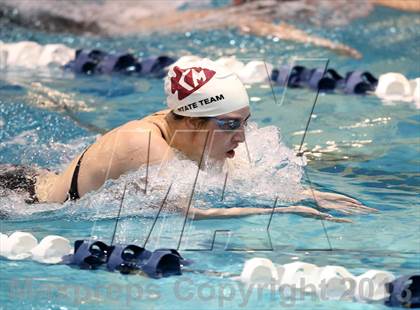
226 149 235 158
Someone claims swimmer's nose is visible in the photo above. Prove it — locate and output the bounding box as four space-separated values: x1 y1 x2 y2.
232 128 246 143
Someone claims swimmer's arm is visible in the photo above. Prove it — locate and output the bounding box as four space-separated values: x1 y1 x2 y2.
186 206 351 223
372 0 420 12
236 19 362 59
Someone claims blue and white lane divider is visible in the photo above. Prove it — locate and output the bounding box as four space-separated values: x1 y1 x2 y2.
174 56 420 106
1 232 419 307
235 257 420 308
0 231 189 279
235 258 394 301
1 41 419 105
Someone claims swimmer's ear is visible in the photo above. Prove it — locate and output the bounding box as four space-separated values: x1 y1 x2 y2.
184 117 195 129
184 117 206 129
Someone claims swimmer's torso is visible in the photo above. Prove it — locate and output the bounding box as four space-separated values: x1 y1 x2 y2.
36 109 173 203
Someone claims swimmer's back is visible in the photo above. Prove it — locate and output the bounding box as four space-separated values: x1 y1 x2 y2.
38 109 173 203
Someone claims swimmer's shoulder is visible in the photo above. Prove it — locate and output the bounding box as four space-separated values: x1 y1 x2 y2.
113 110 173 164
95 109 170 141
121 109 171 134
88 110 173 166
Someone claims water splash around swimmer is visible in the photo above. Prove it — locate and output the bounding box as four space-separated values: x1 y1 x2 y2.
0 123 305 222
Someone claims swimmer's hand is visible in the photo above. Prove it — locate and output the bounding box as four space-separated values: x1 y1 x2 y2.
302 189 378 215
276 206 352 223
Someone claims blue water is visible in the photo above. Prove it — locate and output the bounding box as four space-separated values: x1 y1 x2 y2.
1 6 419 310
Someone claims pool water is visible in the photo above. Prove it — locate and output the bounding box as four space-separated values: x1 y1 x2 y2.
1 6 419 310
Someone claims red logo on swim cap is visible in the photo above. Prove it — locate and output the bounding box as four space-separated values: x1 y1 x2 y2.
171 66 216 100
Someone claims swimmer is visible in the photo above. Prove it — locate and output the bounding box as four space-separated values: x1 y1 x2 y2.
1 1 362 58
0 59 376 221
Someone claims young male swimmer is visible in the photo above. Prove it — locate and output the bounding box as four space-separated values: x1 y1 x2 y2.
1 59 376 221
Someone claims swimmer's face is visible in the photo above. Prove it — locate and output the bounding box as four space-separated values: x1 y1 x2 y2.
204 106 250 160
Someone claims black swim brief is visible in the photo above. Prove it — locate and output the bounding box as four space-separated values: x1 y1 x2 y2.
0 164 39 204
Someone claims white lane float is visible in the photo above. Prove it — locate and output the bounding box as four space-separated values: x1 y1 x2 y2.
375 72 413 102
316 265 356 300
0 233 9 255
239 257 279 285
215 56 245 75
236 60 273 84
0 231 72 263
31 235 73 264
0 231 38 260
238 257 395 302
355 270 395 302
0 41 75 69
279 261 319 291
409 78 420 103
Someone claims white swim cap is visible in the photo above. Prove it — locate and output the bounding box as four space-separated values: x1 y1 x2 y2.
165 58 249 117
